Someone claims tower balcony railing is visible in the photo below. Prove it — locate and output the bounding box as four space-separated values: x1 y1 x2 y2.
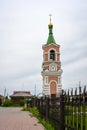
41 70 62 76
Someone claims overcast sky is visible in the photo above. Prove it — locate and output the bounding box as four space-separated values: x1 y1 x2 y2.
0 0 87 96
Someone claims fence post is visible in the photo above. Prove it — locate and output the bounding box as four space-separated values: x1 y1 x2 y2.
60 90 65 130
46 97 49 121
33 96 36 107
83 86 86 130
40 97 43 118
37 98 40 111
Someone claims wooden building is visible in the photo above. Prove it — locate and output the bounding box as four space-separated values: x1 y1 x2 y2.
10 91 32 105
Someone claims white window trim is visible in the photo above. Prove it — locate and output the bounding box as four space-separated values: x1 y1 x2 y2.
44 76 48 85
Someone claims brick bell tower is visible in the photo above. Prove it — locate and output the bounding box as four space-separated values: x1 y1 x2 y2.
41 15 63 98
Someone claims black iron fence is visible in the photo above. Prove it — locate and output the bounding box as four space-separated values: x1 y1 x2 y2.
64 86 87 130
26 86 87 130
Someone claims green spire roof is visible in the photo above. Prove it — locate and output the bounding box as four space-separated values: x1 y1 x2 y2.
47 25 56 44
46 15 56 45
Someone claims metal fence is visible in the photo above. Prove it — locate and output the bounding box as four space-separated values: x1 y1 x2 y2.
64 86 87 130
27 86 87 130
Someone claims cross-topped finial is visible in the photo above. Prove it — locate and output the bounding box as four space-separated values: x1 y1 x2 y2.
49 14 52 24
48 14 53 28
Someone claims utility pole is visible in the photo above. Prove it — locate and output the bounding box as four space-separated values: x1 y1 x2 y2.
35 84 36 96
4 87 6 102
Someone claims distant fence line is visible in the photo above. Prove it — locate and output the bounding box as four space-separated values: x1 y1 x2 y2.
26 86 87 130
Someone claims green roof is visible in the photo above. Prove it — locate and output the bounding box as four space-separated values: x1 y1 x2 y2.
47 25 56 45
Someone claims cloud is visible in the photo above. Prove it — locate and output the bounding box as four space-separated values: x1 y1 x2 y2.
0 0 87 95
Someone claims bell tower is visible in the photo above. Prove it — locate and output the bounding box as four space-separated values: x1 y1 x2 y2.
41 15 63 98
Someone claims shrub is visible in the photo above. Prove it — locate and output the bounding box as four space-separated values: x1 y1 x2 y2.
20 99 25 106
3 99 13 107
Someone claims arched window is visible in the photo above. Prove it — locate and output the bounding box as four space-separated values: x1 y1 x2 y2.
50 50 55 61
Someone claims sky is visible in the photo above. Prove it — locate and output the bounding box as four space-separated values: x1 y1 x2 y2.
0 0 87 96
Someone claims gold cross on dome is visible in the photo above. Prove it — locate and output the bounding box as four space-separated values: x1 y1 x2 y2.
49 14 52 24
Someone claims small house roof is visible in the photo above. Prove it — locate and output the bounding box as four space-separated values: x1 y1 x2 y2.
10 91 32 98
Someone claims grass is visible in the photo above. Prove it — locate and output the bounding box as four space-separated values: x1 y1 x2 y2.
65 105 87 130
65 114 87 130
27 107 55 130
